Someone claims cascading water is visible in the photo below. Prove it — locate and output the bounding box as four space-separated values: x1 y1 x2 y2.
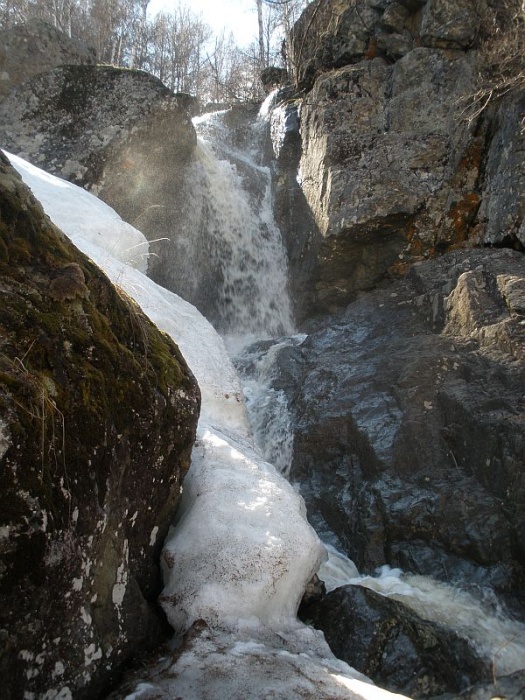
169 106 294 352
13 92 525 698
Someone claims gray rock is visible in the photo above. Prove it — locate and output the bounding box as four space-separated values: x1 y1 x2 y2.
300 585 489 697
290 0 486 93
296 48 478 314
430 670 525 699
0 18 95 101
478 92 525 249
420 0 480 49
248 250 525 605
0 63 197 293
284 0 524 317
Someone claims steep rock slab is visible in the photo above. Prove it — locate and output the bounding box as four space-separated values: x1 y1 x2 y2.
282 0 524 316
0 153 200 699
477 90 525 250
0 18 95 101
255 250 525 604
297 46 479 314
0 64 197 289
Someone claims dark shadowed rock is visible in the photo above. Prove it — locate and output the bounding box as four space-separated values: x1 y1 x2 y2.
260 66 289 91
300 584 489 697
430 669 525 699
0 19 95 101
0 152 200 699
477 91 525 250
241 250 525 608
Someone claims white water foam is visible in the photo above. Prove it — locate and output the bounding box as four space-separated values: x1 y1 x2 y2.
319 545 525 677
188 109 295 347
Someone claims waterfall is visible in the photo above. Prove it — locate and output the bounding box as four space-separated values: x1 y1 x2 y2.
168 107 294 352
161 102 525 694
11 95 525 697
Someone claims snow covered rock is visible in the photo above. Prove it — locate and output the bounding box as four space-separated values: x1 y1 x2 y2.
0 151 200 699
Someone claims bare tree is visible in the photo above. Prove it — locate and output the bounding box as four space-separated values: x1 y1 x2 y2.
255 0 308 76
0 0 31 27
0 0 312 104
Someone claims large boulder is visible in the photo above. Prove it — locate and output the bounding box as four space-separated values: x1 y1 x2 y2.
0 152 200 699
300 585 489 698
0 64 197 293
0 18 95 101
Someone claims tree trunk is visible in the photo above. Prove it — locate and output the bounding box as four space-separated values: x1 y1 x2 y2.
256 0 265 70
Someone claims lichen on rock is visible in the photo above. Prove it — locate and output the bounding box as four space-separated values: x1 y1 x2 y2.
0 151 200 699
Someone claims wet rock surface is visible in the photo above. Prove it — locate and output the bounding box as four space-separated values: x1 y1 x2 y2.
0 152 200 699
244 249 525 608
432 669 525 699
237 247 525 697
300 584 488 698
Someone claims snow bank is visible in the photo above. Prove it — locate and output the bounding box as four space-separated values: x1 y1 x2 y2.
7 152 150 274
7 151 246 432
116 625 409 700
161 426 323 633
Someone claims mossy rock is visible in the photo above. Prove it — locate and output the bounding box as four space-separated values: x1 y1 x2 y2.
0 151 200 699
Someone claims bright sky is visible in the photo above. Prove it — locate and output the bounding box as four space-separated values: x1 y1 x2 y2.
148 0 259 46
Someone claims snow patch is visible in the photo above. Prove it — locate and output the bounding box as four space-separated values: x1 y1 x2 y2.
6 152 150 273
149 526 159 547
72 577 83 592
112 540 129 608
52 661 65 678
84 644 102 667
161 424 324 634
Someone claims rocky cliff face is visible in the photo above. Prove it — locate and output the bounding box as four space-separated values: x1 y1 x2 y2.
271 0 525 318
252 2 525 695
0 152 200 699
269 2 525 598
1 8 525 698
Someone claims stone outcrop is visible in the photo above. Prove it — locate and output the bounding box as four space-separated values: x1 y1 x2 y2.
0 18 95 101
0 152 200 699
239 246 525 694
299 585 489 698
241 248 525 604
0 63 197 292
268 0 525 318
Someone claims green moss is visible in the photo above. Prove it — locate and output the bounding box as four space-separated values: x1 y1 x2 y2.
0 151 199 536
